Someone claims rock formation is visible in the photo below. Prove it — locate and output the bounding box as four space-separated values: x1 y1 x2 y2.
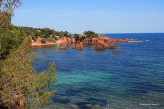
75 42 84 50
30 35 130 51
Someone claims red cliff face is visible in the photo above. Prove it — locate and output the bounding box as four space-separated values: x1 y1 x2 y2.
30 37 56 47
91 40 117 50
30 35 129 50
56 37 73 46
56 35 127 50
90 35 118 50
82 38 98 44
35 37 43 46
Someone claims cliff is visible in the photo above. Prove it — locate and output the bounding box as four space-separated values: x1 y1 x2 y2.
30 35 130 50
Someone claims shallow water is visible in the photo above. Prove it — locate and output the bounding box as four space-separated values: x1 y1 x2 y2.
33 33 164 109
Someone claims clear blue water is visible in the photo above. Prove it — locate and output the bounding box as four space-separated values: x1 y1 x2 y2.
32 33 164 109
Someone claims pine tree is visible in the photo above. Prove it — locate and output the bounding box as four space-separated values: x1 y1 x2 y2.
0 40 57 109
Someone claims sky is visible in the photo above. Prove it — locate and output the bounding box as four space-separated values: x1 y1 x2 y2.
12 0 164 33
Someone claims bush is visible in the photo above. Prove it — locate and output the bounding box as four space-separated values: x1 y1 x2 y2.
0 40 57 109
84 30 98 38
41 38 46 44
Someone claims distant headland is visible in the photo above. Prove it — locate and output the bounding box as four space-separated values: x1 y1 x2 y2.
29 30 130 50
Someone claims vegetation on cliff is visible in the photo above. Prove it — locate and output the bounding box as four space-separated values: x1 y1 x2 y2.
0 40 57 109
74 31 98 42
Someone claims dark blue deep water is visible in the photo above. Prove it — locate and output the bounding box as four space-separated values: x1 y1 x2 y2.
33 33 164 109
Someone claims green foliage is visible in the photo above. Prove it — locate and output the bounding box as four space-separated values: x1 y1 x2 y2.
0 11 12 27
74 33 85 42
0 24 24 59
47 37 56 43
40 28 54 38
41 38 46 44
74 30 98 42
84 30 98 38
32 36 37 42
54 31 72 38
0 24 57 109
74 33 80 40
0 0 22 27
0 40 57 109
64 31 72 37
12 26 72 41
74 34 82 42
0 1 57 109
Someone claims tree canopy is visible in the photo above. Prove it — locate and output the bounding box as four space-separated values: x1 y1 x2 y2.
84 30 98 38
0 1 57 109
74 30 98 42
0 0 22 27
0 40 57 109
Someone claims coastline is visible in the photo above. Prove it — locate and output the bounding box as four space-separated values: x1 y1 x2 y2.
30 34 130 50
32 33 164 109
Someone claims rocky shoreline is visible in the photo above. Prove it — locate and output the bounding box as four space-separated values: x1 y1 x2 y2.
30 34 130 50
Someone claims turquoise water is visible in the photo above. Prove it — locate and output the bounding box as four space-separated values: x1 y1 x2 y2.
33 33 164 109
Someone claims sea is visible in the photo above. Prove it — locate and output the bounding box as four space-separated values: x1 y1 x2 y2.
32 33 164 109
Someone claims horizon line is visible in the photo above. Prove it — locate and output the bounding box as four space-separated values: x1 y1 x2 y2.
102 32 164 34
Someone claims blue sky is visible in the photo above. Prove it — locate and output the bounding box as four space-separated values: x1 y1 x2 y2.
12 0 164 33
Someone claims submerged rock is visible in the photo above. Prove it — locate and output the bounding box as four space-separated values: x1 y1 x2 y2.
59 46 67 50
69 103 79 109
86 103 93 108
91 104 102 109
108 44 117 49
112 50 123 54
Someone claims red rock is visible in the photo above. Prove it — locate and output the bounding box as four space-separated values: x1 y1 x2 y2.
75 42 84 50
56 37 73 45
35 37 43 46
30 34 128 50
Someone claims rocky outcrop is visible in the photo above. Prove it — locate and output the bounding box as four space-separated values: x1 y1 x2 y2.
98 35 115 44
68 103 102 109
75 42 84 50
56 37 73 45
69 103 79 109
90 35 118 50
30 37 56 47
92 40 107 50
82 38 98 44
92 40 117 50
30 35 130 51
35 37 43 46
98 34 129 44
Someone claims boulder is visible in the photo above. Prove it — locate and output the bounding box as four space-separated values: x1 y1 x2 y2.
69 103 79 109
91 104 102 109
75 42 84 50
85 103 93 108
